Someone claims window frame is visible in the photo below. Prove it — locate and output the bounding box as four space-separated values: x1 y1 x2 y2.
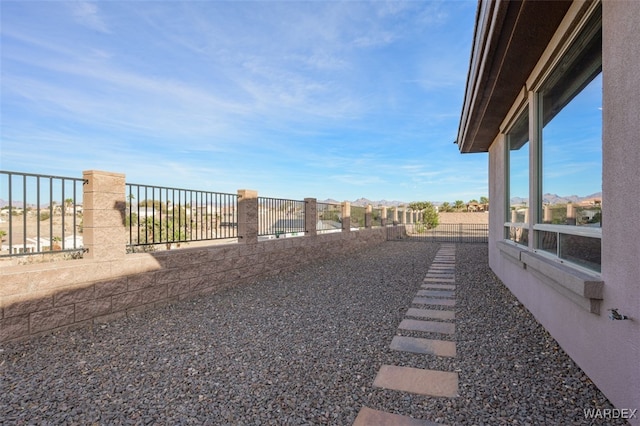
500 0 602 275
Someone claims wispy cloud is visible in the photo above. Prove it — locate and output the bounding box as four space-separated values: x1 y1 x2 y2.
1 0 491 202
69 1 109 33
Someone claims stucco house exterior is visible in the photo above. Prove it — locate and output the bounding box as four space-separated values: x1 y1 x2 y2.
456 0 638 419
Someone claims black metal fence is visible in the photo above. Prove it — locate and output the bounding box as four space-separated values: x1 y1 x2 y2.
316 202 342 233
371 207 383 227
126 183 238 250
258 197 305 237
387 223 488 243
350 205 367 229
0 170 86 257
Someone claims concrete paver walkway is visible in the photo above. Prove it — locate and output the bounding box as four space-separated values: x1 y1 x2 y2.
355 244 458 425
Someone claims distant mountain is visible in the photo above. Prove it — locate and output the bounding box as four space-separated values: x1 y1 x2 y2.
320 198 411 207
511 192 602 205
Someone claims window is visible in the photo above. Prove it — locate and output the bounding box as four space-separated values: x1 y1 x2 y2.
535 6 602 272
502 3 602 273
505 109 529 245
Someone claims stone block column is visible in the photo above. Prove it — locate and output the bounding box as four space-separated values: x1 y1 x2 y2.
365 205 372 228
238 189 258 244
566 203 576 225
342 201 351 232
305 198 317 237
381 206 388 226
543 205 552 223
83 170 126 261
392 207 399 225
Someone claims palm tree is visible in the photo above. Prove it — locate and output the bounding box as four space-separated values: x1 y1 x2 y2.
453 200 465 211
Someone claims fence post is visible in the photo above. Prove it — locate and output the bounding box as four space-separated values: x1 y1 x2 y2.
392 207 398 225
365 204 372 228
305 198 317 237
238 189 258 244
342 201 351 232
82 170 126 260
381 206 387 226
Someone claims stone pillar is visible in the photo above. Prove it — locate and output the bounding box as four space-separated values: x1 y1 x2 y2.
408 209 413 224
566 203 576 225
511 209 518 223
365 205 372 228
381 206 388 226
392 207 399 225
83 170 126 260
238 189 258 244
305 198 317 237
342 201 351 232
543 205 552 223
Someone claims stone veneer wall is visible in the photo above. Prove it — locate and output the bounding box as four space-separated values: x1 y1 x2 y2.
0 170 387 343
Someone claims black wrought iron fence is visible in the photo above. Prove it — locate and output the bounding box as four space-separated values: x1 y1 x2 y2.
258 197 305 237
317 202 342 233
387 223 488 243
350 205 366 229
371 207 383 227
0 170 86 257
126 183 237 250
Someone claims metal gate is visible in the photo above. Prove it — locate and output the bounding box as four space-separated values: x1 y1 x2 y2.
386 223 488 243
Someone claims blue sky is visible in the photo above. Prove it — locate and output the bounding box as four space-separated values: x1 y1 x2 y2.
1 0 490 203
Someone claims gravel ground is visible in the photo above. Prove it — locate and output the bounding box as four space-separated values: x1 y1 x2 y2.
0 241 624 425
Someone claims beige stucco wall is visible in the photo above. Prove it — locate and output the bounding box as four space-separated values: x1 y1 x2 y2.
438 212 489 224
485 1 640 417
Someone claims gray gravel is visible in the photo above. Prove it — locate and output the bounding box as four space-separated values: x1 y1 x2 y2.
0 242 624 425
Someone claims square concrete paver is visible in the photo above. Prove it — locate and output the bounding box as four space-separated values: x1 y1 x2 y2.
413 297 456 307
399 319 455 334
353 407 441 426
406 308 455 320
417 290 455 298
373 365 459 397
421 284 456 290
390 336 456 357
423 277 455 283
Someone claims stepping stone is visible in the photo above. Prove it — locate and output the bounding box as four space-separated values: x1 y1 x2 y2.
429 265 455 270
406 308 455 320
390 336 456 357
423 277 455 283
412 297 456 307
421 284 456 290
353 407 441 426
425 272 454 276
417 290 455 298
399 319 455 334
373 365 459 397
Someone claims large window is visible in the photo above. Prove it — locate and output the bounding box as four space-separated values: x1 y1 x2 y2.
535 6 602 272
503 3 602 273
505 109 529 245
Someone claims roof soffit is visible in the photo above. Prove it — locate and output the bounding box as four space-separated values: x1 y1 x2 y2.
457 0 572 153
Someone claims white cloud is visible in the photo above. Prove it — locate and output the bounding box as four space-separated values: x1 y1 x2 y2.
70 1 109 33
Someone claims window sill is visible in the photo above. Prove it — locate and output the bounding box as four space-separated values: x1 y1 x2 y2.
497 240 603 314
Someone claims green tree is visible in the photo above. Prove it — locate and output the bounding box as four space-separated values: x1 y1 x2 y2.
439 202 452 212
410 201 439 229
64 198 74 214
453 200 465 211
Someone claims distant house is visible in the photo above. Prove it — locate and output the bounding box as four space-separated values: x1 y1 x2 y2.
317 220 342 233
272 218 305 237
456 0 639 416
